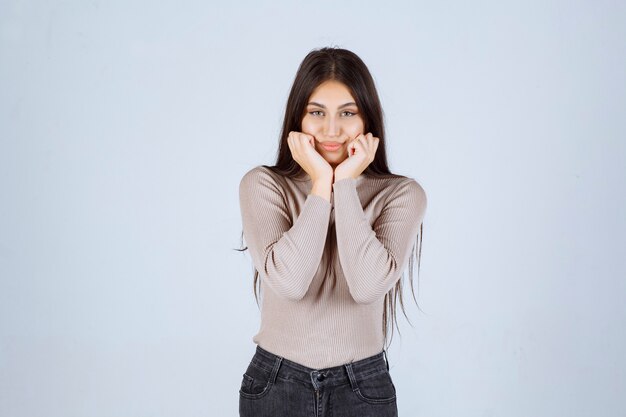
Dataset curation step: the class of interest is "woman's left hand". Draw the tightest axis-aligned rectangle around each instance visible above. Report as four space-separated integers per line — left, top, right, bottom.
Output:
334 133 379 181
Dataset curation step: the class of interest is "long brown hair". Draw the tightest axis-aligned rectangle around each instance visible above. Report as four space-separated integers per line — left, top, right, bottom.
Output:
235 46 425 350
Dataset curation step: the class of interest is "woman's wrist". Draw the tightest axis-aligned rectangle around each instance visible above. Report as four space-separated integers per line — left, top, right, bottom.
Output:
310 177 333 202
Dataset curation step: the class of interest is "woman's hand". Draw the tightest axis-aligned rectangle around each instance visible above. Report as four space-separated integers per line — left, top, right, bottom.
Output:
287 131 334 182
334 133 379 181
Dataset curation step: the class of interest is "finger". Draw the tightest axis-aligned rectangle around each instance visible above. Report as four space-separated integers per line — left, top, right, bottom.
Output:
367 136 377 151
294 134 305 150
353 138 367 154
366 135 377 151
360 137 376 159
347 140 357 157
290 136 298 154
298 133 311 146
371 139 379 155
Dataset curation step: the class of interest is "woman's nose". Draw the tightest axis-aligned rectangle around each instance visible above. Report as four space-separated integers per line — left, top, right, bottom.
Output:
324 117 339 136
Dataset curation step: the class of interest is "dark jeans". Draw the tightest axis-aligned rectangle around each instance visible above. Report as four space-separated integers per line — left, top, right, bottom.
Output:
239 345 398 417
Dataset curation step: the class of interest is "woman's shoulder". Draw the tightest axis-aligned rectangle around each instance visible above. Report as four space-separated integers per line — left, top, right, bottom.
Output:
396 175 426 196
239 165 290 195
361 174 426 214
365 173 426 197
389 175 427 211
241 164 285 182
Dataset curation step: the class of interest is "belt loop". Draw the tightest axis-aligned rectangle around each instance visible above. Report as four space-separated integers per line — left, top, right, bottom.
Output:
269 355 283 384
344 363 358 391
383 349 390 371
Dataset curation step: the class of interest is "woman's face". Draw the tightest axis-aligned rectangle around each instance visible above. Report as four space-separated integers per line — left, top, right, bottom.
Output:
301 80 365 168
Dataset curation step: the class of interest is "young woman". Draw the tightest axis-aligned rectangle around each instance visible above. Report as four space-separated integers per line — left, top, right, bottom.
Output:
237 46 427 417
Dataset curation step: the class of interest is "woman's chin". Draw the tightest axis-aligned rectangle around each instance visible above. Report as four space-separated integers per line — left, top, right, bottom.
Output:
324 154 347 166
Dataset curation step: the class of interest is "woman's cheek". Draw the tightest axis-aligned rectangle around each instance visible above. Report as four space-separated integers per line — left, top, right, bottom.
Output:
301 120 318 136
350 121 364 137
349 129 362 141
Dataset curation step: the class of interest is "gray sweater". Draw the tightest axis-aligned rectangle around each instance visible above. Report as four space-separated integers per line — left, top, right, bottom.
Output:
239 165 427 369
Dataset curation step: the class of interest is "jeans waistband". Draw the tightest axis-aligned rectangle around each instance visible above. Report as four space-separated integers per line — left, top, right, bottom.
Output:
250 345 391 390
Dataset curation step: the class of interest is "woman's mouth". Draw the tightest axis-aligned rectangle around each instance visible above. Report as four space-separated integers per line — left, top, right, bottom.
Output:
320 142 342 151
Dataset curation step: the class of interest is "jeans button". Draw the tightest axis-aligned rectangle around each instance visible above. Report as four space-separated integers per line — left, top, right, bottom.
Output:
317 373 325 381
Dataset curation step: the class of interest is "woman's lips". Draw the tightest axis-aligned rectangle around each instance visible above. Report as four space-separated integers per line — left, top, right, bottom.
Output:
320 142 342 151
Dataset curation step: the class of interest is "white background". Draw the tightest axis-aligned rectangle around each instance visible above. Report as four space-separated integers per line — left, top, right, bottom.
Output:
1 0 625 416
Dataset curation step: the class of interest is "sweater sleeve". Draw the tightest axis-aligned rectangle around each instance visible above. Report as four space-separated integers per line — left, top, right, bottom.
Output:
332 177 427 304
239 167 332 301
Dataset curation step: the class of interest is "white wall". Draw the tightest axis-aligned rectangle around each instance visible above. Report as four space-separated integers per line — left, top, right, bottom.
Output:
1 1 624 416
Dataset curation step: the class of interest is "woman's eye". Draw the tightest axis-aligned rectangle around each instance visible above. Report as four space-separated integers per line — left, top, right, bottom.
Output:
308 110 357 117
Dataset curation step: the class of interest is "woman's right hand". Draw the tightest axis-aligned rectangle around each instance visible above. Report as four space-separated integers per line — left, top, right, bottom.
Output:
287 131 333 182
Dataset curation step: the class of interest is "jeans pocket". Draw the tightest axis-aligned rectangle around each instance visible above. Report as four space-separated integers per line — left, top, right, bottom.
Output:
353 370 397 404
239 362 274 400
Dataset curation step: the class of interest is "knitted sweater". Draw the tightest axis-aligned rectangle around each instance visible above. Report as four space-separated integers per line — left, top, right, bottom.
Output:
239 165 427 369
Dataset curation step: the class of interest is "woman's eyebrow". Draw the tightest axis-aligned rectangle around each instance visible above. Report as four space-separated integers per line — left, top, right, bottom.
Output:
307 101 357 109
